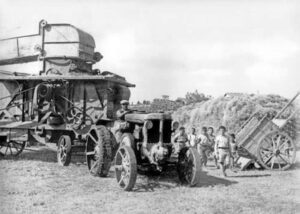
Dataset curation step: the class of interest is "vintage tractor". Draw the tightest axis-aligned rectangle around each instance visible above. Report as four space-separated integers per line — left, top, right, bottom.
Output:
0 20 201 191
108 112 202 191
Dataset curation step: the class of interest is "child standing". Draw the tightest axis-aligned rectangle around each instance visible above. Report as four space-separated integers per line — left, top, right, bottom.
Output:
229 133 239 171
188 127 198 148
207 126 218 168
198 127 210 167
214 126 232 177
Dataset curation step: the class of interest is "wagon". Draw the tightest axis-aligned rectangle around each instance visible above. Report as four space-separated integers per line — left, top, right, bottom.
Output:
236 92 299 170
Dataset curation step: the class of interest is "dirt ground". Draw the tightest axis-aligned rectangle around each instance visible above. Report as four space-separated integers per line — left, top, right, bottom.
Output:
0 146 299 214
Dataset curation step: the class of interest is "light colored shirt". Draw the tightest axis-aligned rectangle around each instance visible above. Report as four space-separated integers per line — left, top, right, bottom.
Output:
116 109 131 120
173 133 189 144
188 134 198 147
198 134 210 146
215 135 230 149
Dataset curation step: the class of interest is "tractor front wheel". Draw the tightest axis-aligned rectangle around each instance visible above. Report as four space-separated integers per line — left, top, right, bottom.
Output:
177 147 201 186
115 145 137 191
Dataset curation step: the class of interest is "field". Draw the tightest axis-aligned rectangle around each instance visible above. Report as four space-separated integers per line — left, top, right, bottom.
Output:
0 145 299 214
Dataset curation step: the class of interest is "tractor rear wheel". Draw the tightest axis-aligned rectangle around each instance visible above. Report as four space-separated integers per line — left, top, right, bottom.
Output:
86 126 114 177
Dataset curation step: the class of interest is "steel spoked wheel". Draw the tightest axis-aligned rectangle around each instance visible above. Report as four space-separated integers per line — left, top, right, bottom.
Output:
0 140 25 157
120 133 134 147
177 147 201 186
257 131 296 170
115 146 137 191
86 126 113 177
120 133 136 153
57 135 72 166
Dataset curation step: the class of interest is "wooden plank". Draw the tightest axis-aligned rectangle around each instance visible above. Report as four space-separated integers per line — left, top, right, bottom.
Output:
0 75 135 87
237 116 260 146
0 120 69 131
0 121 38 129
0 55 39 66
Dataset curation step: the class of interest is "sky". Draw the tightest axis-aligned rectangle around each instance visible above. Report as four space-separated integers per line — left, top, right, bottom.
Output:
0 0 299 102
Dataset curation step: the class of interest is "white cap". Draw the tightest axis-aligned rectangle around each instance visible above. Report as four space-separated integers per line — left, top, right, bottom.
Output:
120 100 129 105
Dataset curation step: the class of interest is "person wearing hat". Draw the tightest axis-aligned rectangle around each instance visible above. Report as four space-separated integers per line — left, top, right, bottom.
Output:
116 100 131 121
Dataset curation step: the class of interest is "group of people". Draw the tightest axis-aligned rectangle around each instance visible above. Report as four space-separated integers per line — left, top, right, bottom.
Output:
173 125 238 177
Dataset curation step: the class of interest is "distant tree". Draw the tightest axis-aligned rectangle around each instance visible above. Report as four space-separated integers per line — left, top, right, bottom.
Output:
142 100 151 105
162 95 170 100
185 90 210 104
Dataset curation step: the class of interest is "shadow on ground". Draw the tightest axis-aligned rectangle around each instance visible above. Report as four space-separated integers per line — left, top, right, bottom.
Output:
197 171 238 187
134 179 177 192
133 166 179 192
132 166 237 192
228 174 271 178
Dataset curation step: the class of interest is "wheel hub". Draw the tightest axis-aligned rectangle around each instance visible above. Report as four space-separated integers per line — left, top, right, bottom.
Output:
57 135 72 166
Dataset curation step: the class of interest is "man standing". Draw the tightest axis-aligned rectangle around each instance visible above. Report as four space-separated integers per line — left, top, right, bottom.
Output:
173 127 189 154
207 127 218 168
188 127 198 148
214 126 232 177
198 127 210 167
